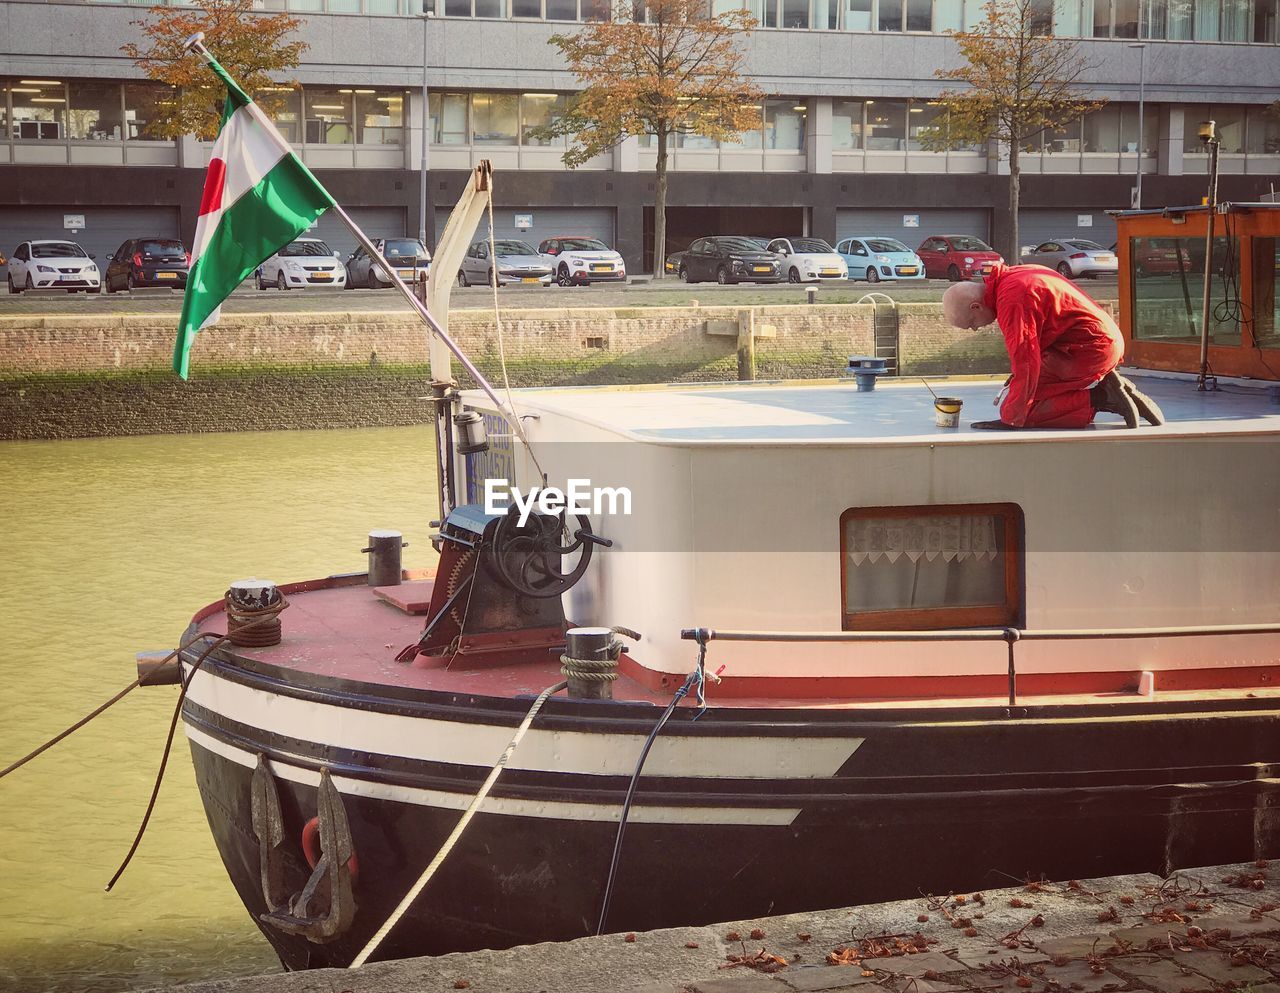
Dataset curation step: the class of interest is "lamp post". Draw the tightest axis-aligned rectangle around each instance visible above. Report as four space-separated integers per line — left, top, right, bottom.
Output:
1128 42 1146 209
1196 118 1220 391
419 7 435 250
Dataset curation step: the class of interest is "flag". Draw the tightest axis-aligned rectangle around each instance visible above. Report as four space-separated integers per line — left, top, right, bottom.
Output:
174 56 334 378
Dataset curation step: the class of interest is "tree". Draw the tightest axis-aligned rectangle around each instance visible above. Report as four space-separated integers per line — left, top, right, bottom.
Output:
539 0 765 275
920 0 1103 261
122 0 307 141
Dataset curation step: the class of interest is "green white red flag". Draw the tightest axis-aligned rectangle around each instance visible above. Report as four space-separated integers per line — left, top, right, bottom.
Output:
173 56 333 378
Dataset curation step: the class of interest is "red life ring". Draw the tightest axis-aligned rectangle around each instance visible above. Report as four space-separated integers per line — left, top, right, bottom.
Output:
301 816 360 886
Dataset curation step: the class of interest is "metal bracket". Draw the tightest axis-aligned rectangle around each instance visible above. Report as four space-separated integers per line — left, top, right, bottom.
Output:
257 767 357 943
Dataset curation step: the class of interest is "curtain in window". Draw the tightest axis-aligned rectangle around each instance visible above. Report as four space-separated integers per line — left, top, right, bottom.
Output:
1195 0 1219 38
846 515 999 566
1221 0 1249 39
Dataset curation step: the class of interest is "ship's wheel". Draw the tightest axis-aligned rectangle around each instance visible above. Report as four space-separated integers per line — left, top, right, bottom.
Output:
489 507 611 599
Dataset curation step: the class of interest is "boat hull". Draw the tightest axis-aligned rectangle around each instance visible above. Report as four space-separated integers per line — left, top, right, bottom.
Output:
181 656 1280 970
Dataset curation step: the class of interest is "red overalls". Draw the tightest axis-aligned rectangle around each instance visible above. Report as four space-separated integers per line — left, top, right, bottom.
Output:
984 263 1125 429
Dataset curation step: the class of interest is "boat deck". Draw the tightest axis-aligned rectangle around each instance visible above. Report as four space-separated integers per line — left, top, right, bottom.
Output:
510 370 1280 444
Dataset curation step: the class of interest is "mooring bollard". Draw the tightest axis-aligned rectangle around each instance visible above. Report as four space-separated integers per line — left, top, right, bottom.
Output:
363 529 407 587
806 286 817 305
562 626 621 700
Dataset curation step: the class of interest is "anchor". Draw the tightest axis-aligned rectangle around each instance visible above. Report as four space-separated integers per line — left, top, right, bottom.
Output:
251 757 357 943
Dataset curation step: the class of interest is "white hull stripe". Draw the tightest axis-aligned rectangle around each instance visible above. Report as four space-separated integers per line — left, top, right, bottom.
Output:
183 666 863 779
184 726 802 826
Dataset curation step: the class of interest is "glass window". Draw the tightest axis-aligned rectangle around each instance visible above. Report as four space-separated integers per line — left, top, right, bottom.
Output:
1247 107 1280 154
521 93 566 145
124 83 175 141
878 0 903 28
304 89 353 144
1165 0 1194 36
357 90 402 145
1053 0 1082 33
906 100 945 150
833 99 864 149
1043 116 1082 153
471 93 518 144
845 0 872 27
1216 105 1245 152
935 0 964 29
814 0 839 28
1221 0 1249 38
725 104 762 148
1195 0 1219 36
1253 237 1280 348
546 0 577 17
476 0 508 14
963 0 986 28
1255 0 1279 40
365 0 401 11
1112 0 1139 32
1131 236 1240 346
1119 103 1158 155
513 0 543 16
681 131 718 149
11 80 66 140
840 505 1022 630
1028 0 1054 31
430 92 469 144
257 87 301 143
68 82 122 140
865 100 906 150
582 0 610 17
327 0 361 13
1183 108 1213 152
443 0 471 13
906 0 932 28
1091 0 1112 34
0 81 9 140
1082 104 1121 152
781 0 809 26
765 100 805 149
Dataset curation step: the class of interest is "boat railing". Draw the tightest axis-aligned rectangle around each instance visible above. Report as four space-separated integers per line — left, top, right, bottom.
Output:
680 623 1280 706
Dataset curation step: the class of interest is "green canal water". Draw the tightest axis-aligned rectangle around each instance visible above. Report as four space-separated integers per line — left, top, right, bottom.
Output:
0 427 440 992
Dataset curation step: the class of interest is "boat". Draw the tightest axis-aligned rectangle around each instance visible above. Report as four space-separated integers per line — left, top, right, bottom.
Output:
164 196 1280 970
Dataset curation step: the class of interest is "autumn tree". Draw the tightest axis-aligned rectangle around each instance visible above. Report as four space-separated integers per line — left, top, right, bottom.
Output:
921 0 1102 261
123 0 307 140
539 0 764 275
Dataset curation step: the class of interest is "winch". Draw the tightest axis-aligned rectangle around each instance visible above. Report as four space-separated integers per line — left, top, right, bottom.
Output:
396 503 610 667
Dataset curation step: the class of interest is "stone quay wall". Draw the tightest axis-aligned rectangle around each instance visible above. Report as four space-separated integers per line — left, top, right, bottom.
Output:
0 301 1083 440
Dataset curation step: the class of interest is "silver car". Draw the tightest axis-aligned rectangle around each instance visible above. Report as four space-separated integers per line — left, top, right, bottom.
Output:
1020 239 1118 279
346 238 431 290
459 239 553 287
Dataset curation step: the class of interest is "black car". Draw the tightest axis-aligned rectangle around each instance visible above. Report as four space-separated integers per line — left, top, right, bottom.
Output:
677 236 784 284
104 238 189 292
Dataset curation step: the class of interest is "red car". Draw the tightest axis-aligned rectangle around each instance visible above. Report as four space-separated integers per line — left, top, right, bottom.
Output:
916 235 1003 281
1131 238 1193 277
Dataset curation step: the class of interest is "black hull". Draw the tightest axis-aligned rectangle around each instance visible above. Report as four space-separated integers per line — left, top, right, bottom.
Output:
182 666 1280 971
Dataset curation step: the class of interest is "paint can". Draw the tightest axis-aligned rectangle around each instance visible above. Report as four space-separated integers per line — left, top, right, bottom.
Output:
934 397 963 428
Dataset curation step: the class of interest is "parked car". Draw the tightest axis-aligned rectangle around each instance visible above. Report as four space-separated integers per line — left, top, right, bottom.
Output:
6 240 100 293
1130 238 1194 277
766 237 849 283
104 238 189 293
1019 239 1117 279
538 237 626 286
836 237 925 283
677 236 784 284
916 235 1003 281
663 250 687 275
459 239 553 287
345 238 430 289
257 238 346 290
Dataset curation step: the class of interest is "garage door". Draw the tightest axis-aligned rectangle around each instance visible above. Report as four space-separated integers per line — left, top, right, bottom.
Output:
0 206 180 268
1018 210 1116 256
435 207 617 252
836 209 991 252
310 207 408 261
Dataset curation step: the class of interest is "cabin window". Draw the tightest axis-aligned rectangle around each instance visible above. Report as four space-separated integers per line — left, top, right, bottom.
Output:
1254 237 1280 348
1129 235 1241 346
840 504 1022 630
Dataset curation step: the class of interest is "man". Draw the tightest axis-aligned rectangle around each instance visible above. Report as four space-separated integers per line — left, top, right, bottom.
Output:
941 262 1164 430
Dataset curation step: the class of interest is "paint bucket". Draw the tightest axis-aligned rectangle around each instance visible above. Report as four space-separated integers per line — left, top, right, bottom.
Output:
934 397 963 428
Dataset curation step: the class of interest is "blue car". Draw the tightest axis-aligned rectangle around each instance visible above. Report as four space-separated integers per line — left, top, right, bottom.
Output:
836 237 926 283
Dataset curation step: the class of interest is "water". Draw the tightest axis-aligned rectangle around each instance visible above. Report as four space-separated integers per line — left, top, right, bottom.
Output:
0 427 439 992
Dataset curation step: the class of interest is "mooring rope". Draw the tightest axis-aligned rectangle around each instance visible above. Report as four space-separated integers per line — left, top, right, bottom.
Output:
349 679 568 969
559 653 619 684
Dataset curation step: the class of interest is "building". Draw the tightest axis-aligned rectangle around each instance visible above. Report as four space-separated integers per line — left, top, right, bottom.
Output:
2 0 1278 273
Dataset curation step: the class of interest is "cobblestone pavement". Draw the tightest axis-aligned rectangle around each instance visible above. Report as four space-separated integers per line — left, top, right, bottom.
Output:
155 861 1280 993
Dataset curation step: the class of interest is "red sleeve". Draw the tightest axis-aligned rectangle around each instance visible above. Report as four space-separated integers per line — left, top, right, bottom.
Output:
996 288 1043 428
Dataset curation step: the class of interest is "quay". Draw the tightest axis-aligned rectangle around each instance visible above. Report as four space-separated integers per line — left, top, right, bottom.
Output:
151 861 1280 993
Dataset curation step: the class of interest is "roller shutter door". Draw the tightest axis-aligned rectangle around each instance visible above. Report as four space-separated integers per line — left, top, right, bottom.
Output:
0 206 180 268
310 207 408 260
836 209 991 252
435 207 616 251
1018 210 1116 255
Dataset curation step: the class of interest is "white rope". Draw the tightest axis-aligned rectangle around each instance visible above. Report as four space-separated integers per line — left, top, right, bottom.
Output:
348 680 567 969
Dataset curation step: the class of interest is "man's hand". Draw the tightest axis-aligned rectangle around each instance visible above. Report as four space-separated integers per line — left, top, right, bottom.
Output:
970 419 1020 430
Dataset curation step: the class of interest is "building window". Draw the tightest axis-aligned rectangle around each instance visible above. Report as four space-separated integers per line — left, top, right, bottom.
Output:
1082 103 1121 152
1247 106 1280 153
906 0 932 28
681 130 720 149
1112 0 1139 33
906 100 945 150
1118 103 1158 154
472 92 518 144
833 99 864 149
521 92 566 145
1183 105 1246 154
517 0 546 16
1221 0 1250 38
845 0 872 28
357 89 403 145
865 99 906 150
1053 0 1082 34
781 0 810 27
68 82 123 140
878 0 903 29
1195 0 1220 37
476 0 508 15
814 0 839 28
840 504 1023 631
1255 0 1279 40
430 92 469 144
256 86 301 144
1043 116 1082 154
11 79 66 140
765 99 805 149
935 0 963 30
305 88 353 144
1028 0 1054 30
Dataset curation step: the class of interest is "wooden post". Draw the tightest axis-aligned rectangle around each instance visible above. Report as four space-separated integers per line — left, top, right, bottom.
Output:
737 308 756 382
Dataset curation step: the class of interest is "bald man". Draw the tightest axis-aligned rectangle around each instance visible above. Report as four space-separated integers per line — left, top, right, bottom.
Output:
942 263 1164 430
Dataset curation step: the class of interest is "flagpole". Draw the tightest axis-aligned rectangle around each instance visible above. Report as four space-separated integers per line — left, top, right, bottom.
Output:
180 33 528 442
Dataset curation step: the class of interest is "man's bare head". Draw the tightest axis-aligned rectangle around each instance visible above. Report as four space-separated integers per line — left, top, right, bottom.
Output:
942 281 997 330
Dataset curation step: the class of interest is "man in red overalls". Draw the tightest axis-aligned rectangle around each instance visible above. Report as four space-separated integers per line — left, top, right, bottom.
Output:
942 263 1164 430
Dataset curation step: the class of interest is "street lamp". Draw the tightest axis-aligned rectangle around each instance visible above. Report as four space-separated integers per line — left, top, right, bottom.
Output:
1127 42 1146 209
419 7 435 251
1196 118 1220 391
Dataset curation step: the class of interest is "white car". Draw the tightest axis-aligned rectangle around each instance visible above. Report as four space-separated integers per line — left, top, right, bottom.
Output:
256 238 347 290
537 236 626 287
766 237 849 283
7 240 101 293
